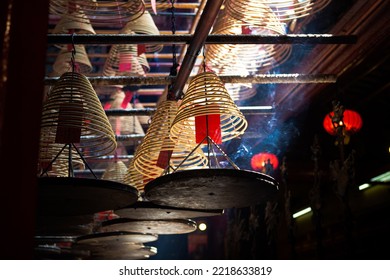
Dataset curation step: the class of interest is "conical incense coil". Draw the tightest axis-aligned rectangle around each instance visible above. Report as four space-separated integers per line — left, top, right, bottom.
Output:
225 0 331 23
53 44 93 75
121 10 163 53
206 8 291 74
101 160 128 183
170 71 248 144
124 153 149 193
134 100 207 180
103 44 146 77
52 8 96 35
49 0 145 27
106 89 145 136
40 72 117 159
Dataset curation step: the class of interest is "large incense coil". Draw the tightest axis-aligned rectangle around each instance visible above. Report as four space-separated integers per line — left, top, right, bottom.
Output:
52 9 96 35
122 10 163 53
225 0 331 23
134 100 207 180
49 0 145 27
106 89 145 136
224 1 286 34
103 44 146 77
53 44 93 75
206 8 291 74
225 83 257 101
101 160 128 183
40 72 117 159
170 71 248 143
124 155 148 192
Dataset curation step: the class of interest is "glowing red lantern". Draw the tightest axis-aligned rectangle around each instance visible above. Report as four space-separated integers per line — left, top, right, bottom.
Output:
251 152 279 172
323 109 363 136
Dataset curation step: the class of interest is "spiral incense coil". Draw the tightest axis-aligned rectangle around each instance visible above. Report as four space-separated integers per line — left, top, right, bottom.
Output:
225 83 257 101
170 72 248 143
52 8 96 35
103 44 146 77
101 160 128 183
138 53 150 73
40 72 117 159
124 154 149 192
225 0 331 23
49 0 145 27
52 44 93 75
106 89 145 136
133 100 207 180
122 10 163 53
206 8 291 74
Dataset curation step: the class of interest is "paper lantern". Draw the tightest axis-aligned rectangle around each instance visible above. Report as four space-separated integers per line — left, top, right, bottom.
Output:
323 109 363 136
251 152 279 172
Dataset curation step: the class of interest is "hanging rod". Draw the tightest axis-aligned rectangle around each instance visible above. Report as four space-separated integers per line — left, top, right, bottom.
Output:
105 106 275 117
44 74 337 86
47 34 358 45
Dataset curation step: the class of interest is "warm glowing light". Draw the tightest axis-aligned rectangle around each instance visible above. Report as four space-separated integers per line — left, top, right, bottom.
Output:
198 223 207 231
293 207 312 218
251 152 279 172
323 109 362 136
238 106 273 110
359 183 371 191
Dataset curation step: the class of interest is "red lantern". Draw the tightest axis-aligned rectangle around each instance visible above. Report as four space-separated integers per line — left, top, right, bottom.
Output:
251 152 279 172
323 109 363 136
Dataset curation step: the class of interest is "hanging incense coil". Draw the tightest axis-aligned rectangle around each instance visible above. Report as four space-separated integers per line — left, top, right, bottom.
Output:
133 100 208 181
225 83 257 101
101 160 128 183
49 0 145 28
225 0 331 23
124 154 149 192
206 8 291 74
103 44 146 77
53 44 93 75
40 72 117 160
105 89 145 137
122 10 163 53
224 0 286 33
138 53 150 73
52 8 96 35
170 71 248 143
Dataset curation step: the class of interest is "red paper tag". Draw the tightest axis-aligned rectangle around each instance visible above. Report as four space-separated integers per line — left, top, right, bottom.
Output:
156 150 173 169
121 91 133 109
195 114 222 144
119 53 132 72
55 102 83 144
241 26 252 34
137 44 146 56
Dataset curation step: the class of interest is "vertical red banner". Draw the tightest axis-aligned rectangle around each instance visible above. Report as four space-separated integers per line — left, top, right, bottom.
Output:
195 114 222 144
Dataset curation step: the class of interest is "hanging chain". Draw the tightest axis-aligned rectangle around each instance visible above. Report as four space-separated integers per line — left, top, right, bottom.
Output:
70 32 77 73
170 0 177 68
168 0 178 100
